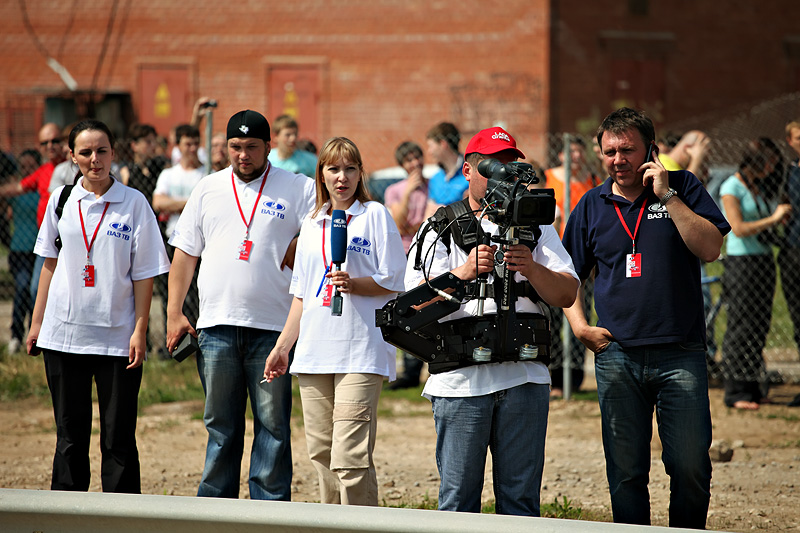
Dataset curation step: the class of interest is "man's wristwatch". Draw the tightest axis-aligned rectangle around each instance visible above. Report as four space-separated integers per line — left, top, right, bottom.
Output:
660 188 677 207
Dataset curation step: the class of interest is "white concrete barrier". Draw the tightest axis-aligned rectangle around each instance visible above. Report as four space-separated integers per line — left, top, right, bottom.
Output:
0 488 725 533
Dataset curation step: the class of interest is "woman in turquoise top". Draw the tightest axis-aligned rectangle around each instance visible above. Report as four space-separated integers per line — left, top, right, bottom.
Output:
719 138 791 410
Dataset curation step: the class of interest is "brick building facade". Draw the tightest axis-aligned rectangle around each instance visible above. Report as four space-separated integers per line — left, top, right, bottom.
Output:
1 0 799 168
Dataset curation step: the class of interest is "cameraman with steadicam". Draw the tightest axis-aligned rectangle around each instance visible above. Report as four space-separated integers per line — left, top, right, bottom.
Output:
404 127 579 516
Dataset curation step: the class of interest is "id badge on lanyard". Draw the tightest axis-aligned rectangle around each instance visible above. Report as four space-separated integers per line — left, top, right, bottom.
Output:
626 253 642 278
232 167 268 261
78 199 110 288
238 240 253 261
317 265 333 307
613 201 646 279
83 264 96 287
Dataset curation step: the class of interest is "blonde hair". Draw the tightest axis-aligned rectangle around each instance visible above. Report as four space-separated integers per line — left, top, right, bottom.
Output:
786 120 800 138
312 137 371 216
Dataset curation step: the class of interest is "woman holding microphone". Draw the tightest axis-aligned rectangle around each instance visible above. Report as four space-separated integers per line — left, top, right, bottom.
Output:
27 119 170 492
263 137 405 505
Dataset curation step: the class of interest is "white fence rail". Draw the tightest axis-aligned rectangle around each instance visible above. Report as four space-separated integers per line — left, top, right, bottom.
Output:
0 488 726 533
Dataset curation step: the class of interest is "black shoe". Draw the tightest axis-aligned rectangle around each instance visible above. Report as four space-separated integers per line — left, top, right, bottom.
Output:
386 376 420 390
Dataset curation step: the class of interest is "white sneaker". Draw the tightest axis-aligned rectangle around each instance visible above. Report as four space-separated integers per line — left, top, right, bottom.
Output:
7 338 21 354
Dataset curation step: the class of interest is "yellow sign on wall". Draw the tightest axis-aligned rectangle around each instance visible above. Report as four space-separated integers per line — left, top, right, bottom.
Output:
154 83 172 118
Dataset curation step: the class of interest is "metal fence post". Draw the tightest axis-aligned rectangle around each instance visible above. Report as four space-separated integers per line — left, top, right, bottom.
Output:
561 133 572 400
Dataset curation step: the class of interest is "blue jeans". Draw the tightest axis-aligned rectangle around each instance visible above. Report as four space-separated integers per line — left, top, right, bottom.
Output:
595 341 712 528
431 382 549 516
196 325 292 500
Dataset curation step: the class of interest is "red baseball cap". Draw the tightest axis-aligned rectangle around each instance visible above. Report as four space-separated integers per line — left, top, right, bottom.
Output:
464 127 525 160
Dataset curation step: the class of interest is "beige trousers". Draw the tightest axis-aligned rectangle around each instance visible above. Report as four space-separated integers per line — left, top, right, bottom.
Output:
297 373 383 505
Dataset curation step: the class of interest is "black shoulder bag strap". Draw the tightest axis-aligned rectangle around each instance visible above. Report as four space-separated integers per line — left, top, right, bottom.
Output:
54 185 74 251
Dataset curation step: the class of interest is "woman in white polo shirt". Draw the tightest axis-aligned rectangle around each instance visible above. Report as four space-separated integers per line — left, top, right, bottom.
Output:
26 120 170 493
263 137 405 505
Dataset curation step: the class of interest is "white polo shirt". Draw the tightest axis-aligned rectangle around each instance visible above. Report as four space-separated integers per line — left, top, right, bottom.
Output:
34 178 171 357
153 164 207 237
289 200 406 379
405 218 579 398
170 165 316 331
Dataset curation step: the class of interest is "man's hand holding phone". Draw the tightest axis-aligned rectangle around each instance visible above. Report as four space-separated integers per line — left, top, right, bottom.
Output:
640 141 670 199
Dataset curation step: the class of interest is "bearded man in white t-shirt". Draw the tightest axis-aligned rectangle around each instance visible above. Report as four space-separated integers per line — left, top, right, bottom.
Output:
166 110 315 500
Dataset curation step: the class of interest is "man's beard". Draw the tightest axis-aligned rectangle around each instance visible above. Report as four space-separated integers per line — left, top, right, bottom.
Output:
233 161 268 182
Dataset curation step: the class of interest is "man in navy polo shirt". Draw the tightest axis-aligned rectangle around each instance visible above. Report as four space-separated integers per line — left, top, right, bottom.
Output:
562 108 730 529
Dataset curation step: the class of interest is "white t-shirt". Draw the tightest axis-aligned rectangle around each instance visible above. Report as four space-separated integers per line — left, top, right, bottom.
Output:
289 200 406 379
153 164 207 237
169 165 316 331
405 217 578 398
34 178 171 357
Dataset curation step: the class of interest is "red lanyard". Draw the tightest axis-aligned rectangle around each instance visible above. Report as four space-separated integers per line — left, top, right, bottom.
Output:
612 201 646 254
78 199 110 263
321 213 353 269
231 163 270 238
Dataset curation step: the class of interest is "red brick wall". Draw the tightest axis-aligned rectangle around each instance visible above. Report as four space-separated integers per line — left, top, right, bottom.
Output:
551 0 800 135
0 0 552 169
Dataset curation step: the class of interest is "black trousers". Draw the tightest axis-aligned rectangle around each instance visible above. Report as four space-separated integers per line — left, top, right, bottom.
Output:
721 254 775 406
44 350 143 493
777 246 800 352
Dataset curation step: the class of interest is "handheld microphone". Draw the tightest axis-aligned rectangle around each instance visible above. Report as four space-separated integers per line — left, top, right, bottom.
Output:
330 209 348 316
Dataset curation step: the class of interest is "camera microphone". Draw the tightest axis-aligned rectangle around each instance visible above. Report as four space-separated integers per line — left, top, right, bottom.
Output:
330 209 348 316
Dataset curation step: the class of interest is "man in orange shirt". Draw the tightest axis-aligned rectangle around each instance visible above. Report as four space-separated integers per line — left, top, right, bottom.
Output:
545 137 599 237
0 122 66 302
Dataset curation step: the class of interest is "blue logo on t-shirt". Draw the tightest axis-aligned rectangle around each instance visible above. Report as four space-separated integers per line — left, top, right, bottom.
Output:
109 222 132 232
263 201 286 211
261 201 286 219
107 222 132 241
347 236 372 256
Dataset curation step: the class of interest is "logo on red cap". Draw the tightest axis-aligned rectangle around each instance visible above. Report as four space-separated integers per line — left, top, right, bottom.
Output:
465 127 525 160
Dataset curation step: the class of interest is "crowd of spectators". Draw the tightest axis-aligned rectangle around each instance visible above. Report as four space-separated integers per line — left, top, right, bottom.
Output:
3 103 800 528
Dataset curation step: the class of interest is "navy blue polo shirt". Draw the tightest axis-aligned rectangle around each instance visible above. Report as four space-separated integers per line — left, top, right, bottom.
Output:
562 170 730 347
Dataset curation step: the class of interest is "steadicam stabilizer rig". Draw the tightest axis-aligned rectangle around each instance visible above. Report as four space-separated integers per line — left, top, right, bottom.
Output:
375 159 558 374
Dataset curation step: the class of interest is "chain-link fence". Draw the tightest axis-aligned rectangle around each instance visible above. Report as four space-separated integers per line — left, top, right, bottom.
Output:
540 132 800 393
2 124 800 391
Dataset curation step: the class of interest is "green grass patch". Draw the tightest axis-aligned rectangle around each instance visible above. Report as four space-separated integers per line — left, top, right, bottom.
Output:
541 496 583 519
382 492 438 510
761 412 800 423
380 383 429 403
384 494 608 521
138 358 205 409
0 351 50 402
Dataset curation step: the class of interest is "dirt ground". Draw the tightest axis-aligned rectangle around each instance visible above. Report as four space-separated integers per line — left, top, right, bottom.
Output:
1 374 799 532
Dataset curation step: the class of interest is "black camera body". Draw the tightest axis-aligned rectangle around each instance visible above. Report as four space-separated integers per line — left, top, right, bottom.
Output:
477 159 556 227
199 99 218 109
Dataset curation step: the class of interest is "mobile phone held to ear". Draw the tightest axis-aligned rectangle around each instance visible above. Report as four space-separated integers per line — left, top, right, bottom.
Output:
646 140 657 164
172 332 199 362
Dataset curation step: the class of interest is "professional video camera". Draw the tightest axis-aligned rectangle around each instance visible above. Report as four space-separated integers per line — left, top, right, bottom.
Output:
477 159 556 228
374 158 557 374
